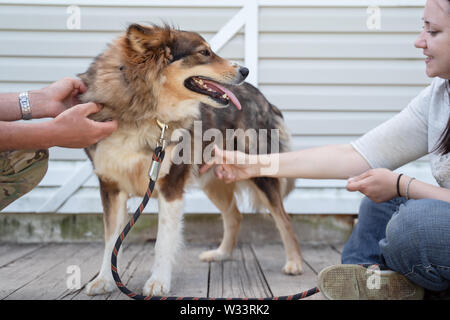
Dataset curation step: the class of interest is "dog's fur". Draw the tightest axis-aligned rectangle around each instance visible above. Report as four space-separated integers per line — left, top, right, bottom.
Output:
79 24 303 296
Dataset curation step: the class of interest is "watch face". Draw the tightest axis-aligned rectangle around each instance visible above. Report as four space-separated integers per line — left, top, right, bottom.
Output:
19 92 32 120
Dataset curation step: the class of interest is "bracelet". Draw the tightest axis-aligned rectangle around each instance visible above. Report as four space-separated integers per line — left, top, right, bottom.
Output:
18 91 32 120
396 173 403 197
405 177 416 200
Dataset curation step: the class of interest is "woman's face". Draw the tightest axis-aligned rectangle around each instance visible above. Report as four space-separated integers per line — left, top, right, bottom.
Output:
414 0 450 79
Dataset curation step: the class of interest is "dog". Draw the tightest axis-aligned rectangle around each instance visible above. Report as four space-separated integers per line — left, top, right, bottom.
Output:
78 24 303 296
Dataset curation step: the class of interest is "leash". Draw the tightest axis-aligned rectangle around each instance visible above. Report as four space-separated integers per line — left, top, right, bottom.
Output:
110 120 320 300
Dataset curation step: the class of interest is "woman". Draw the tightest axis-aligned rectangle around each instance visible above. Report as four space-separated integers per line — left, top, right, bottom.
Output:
200 0 450 299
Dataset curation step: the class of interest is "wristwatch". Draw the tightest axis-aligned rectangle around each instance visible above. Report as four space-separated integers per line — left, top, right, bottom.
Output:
18 91 32 120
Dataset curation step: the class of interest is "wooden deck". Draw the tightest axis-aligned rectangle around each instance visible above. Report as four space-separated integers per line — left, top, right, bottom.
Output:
0 242 343 300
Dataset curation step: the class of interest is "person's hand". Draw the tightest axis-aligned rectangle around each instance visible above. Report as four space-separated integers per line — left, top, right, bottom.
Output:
199 145 259 183
50 102 118 148
346 168 399 203
32 78 87 118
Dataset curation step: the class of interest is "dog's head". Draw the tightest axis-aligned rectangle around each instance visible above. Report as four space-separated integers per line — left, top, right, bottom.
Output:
79 24 248 123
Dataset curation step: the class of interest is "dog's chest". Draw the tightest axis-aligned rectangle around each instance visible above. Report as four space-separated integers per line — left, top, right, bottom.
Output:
92 128 169 196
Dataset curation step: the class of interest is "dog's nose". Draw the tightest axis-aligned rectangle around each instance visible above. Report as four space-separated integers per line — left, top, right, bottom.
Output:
239 67 249 79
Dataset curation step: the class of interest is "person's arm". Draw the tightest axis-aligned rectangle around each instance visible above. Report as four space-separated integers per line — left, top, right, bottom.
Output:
0 78 118 151
200 143 371 182
0 103 118 151
346 168 450 203
0 77 87 121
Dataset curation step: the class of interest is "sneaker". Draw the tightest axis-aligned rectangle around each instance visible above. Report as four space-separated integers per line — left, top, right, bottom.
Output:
317 264 424 300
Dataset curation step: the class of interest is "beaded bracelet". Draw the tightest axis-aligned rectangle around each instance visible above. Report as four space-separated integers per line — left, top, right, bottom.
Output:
405 177 416 200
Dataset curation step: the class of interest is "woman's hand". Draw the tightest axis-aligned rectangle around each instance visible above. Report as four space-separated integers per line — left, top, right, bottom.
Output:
31 77 87 118
199 145 260 183
346 168 399 203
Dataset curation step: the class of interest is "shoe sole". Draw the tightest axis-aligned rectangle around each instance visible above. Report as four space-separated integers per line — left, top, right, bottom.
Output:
317 264 424 300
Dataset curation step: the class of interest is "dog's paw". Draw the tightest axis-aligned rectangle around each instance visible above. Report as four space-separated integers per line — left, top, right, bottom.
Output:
143 277 170 297
282 260 304 275
199 249 231 262
85 276 116 296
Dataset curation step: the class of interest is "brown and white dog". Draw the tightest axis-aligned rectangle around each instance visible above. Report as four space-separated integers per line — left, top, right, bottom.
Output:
78 24 303 296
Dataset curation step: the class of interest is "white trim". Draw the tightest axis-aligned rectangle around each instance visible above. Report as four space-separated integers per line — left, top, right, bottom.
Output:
244 2 258 86
209 7 246 53
36 161 93 213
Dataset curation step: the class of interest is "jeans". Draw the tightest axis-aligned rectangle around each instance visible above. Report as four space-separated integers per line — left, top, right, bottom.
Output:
342 196 450 292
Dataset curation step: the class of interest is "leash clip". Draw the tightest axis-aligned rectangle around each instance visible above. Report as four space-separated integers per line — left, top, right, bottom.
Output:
156 119 168 151
149 119 168 181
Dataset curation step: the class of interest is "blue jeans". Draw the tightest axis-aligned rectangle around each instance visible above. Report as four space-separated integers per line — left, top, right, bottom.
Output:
342 196 450 292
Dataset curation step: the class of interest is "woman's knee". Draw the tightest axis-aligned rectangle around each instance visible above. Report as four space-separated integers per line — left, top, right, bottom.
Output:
381 199 450 289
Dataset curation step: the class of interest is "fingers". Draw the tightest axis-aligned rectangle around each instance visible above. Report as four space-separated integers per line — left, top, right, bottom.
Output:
346 176 373 192
94 119 118 138
77 102 102 116
64 77 87 94
199 145 224 174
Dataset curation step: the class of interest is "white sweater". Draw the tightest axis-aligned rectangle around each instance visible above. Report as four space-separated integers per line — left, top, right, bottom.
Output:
351 77 450 188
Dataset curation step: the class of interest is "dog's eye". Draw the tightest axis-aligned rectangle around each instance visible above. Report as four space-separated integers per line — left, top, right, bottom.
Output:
199 50 211 56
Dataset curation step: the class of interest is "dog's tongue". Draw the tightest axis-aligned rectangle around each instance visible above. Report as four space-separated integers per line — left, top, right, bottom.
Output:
203 80 242 110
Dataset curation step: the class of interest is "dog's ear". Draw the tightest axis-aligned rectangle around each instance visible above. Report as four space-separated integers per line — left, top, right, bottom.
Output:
126 24 173 61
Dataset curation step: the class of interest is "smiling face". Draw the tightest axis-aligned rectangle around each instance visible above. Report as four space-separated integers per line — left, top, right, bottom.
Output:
414 0 450 79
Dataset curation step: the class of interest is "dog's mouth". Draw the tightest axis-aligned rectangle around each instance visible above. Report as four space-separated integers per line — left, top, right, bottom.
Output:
184 76 242 110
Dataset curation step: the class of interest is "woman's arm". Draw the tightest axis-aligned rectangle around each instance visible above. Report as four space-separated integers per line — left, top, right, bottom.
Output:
200 143 371 182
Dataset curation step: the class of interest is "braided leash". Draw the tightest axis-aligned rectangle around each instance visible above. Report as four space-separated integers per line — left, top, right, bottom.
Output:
110 145 320 300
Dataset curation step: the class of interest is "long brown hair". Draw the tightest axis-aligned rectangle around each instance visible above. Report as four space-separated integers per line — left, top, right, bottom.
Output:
433 80 450 155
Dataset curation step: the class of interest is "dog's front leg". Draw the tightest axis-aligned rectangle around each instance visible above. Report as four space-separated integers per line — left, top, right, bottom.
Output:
143 195 184 296
86 183 129 296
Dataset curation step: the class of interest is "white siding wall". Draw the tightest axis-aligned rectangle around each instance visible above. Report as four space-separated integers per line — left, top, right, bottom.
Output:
1 0 435 214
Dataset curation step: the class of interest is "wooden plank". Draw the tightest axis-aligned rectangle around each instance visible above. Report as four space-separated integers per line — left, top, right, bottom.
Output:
208 243 271 298
105 242 150 300
171 244 210 297
299 244 341 300
0 243 88 299
6 243 103 300
57 243 104 300
0 243 44 268
331 243 346 254
251 243 317 298
70 242 145 300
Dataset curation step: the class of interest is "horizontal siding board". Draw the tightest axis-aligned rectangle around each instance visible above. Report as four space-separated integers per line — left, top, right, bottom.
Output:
1 57 429 85
259 59 428 86
0 5 240 32
259 7 423 33
260 84 426 112
260 33 423 59
284 111 395 135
